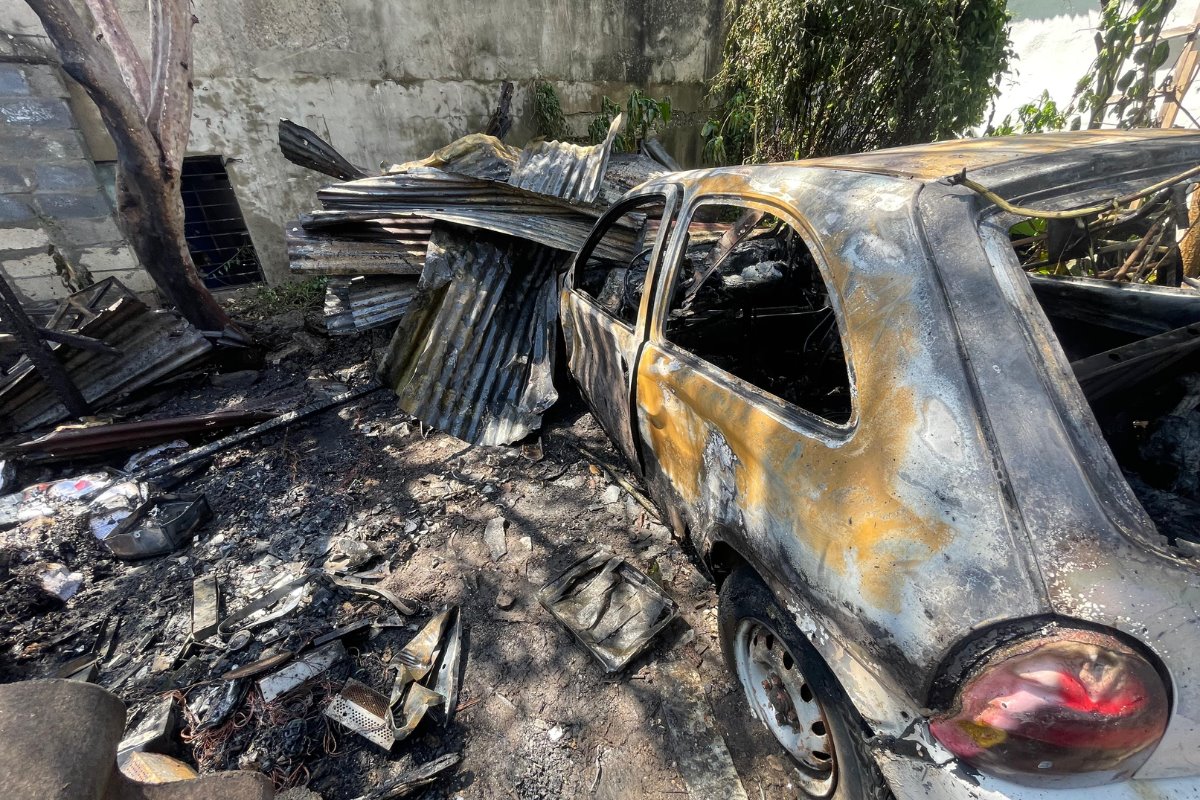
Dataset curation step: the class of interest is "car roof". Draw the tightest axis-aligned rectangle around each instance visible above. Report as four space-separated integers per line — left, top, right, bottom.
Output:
792 129 1200 180
654 129 1200 207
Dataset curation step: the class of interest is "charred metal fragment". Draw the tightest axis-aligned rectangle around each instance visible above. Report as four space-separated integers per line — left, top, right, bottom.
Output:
539 549 679 672
15 409 273 460
278 118 368 181
377 226 565 446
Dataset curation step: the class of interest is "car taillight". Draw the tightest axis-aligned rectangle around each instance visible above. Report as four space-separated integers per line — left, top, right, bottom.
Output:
929 627 1168 787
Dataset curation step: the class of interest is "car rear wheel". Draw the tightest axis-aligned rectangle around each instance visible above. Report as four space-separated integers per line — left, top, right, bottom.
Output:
718 565 894 800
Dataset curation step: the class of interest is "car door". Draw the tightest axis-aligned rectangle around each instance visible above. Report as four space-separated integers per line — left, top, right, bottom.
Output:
561 189 678 470
631 195 858 562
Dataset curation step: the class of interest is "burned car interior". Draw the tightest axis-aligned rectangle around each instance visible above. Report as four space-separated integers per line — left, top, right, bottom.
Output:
1003 191 1200 548
578 199 854 424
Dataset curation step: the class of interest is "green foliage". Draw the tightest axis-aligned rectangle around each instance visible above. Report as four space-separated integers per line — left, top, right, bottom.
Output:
703 0 1013 164
988 91 1068 135
533 81 570 141
249 276 326 315
588 89 673 152
1071 0 1175 129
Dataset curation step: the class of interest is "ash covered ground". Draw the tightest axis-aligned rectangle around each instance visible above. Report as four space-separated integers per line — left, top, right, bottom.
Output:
0 299 800 799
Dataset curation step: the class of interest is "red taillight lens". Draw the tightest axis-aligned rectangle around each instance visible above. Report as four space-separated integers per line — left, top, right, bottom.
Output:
930 628 1168 787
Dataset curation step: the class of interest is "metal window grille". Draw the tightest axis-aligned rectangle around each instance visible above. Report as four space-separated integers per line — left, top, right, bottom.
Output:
181 156 263 288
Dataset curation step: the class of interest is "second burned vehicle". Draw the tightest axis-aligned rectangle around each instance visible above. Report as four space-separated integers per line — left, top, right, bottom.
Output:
560 130 1200 799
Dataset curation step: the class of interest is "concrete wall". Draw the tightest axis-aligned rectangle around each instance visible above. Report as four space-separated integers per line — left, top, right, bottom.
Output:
994 0 1200 129
0 33 148 304
0 0 725 289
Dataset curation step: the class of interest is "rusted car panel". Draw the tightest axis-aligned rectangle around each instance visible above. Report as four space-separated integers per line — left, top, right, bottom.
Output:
561 131 1200 794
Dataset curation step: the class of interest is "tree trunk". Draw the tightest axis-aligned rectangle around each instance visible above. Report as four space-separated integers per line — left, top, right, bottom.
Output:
23 0 241 337
115 163 233 333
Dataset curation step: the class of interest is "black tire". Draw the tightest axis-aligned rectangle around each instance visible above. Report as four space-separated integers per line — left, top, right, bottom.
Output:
718 565 895 800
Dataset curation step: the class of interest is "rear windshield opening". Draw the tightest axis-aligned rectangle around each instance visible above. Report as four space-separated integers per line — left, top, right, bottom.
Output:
1007 186 1200 546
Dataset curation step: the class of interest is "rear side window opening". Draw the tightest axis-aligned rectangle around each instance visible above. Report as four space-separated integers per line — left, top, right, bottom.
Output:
658 201 854 426
1000 183 1200 547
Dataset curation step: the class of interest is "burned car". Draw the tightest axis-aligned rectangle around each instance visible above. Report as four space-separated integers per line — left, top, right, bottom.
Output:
560 130 1200 799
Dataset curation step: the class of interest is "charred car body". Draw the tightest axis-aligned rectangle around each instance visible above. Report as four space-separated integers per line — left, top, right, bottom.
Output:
561 130 1200 798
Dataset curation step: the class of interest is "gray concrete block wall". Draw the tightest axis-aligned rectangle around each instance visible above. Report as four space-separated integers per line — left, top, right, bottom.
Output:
0 57 150 304
0 0 727 286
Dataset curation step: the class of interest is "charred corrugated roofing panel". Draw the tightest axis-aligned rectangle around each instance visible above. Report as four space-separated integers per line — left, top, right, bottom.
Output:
287 220 429 276
0 279 212 431
315 171 636 260
377 226 565 446
324 276 418 335
508 115 623 204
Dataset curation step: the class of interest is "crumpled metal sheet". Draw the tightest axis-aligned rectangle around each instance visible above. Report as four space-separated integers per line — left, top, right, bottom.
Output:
279 118 368 181
324 276 419 335
315 169 635 260
387 133 520 182
508 114 623 204
287 219 429 276
377 226 565 446
0 279 212 432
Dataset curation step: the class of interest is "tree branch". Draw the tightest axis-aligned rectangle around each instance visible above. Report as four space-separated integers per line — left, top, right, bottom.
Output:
149 0 194 172
82 0 149 116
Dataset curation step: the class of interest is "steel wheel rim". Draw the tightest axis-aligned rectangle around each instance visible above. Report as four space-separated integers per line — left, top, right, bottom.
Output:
734 618 837 796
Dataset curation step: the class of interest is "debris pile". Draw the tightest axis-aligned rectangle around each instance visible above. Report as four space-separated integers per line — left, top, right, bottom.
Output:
0 279 213 432
281 117 672 445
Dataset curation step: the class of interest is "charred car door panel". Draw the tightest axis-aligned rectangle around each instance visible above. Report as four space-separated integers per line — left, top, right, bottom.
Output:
562 191 677 470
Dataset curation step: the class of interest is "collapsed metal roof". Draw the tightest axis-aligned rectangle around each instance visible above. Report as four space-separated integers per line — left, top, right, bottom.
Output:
376 226 564 446
0 279 212 432
282 119 672 445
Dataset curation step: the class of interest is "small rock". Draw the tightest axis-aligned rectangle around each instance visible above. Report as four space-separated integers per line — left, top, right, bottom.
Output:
546 725 565 743
484 517 508 561
601 485 623 504
496 592 515 609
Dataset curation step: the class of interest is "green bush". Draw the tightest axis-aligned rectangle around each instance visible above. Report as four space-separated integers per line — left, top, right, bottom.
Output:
704 0 1012 163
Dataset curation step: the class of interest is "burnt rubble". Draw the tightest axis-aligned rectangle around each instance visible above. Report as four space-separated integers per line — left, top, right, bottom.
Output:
0 120 748 799
281 118 670 446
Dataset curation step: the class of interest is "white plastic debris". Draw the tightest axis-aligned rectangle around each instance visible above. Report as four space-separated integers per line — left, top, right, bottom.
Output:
87 480 150 541
483 517 508 561
39 563 83 601
0 460 14 494
258 641 346 703
0 472 114 530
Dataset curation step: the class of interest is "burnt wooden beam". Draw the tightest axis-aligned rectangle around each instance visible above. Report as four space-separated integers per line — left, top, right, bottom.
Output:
0 272 92 417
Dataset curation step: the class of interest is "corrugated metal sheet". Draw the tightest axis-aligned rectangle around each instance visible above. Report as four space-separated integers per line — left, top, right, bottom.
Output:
287 220 429 276
324 276 419 335
508 114 623 204
377 226 565 446
279 119 369 181
0 279 212 432
315 170 637 261
387 133 520 182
